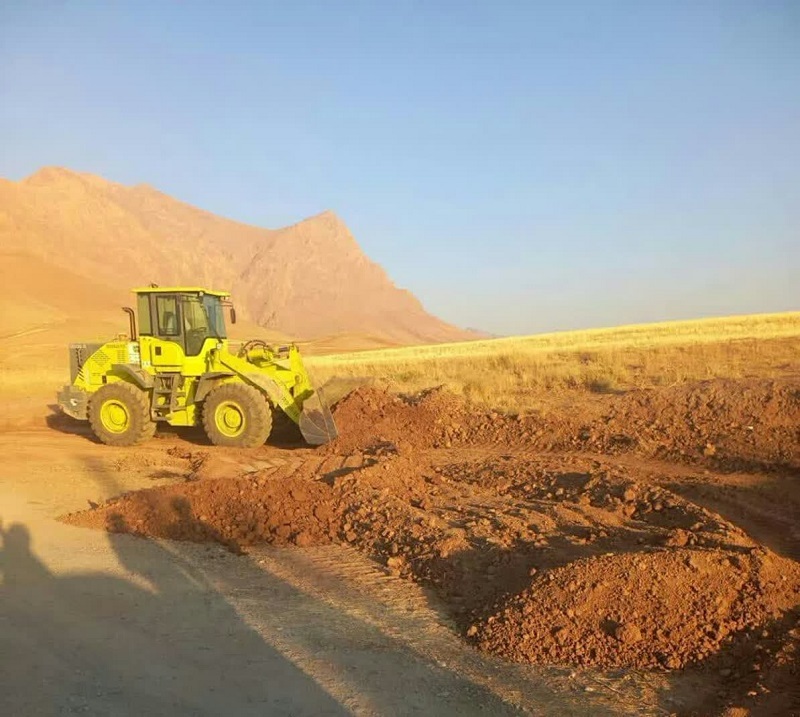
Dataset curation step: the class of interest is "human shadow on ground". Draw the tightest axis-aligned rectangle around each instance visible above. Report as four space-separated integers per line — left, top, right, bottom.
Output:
0 517 347 716
2 432 575 717
0 510 551 716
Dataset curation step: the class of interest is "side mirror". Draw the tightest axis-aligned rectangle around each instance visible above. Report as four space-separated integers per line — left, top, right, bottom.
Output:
230 307 237 325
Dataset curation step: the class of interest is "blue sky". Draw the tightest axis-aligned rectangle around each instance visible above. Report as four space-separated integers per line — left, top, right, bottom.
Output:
1 1 798 334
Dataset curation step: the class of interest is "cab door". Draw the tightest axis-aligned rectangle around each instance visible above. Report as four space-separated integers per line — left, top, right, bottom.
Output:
148 294 186 371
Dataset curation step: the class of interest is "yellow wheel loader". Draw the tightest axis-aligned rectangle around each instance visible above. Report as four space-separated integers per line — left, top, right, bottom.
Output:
57 287 337 447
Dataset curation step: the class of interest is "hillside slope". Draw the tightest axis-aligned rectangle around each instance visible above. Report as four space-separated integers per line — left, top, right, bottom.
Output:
0 167 472 343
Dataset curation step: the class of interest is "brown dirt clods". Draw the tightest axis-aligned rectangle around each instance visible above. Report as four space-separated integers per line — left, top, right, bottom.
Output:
64 378 800 715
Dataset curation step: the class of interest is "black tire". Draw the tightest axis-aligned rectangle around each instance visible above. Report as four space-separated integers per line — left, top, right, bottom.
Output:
202 383 272 448
88 381 157 446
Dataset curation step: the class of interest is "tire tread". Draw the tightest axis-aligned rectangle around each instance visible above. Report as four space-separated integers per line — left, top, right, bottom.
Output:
202 383 272 448
88 381 156 446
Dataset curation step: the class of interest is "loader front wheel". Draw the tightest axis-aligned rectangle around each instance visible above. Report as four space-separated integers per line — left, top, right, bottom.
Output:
89 381 156 446
202 383 272 448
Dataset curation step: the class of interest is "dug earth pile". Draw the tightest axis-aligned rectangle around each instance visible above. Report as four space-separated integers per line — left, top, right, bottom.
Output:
65 377 800 716
329 379 800 471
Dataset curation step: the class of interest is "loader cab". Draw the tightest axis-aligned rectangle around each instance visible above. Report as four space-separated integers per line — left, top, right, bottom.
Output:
132 287 233 368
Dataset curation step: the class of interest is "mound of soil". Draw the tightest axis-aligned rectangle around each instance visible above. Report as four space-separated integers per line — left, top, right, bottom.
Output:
70 474 339 553
326 385 469 454
64 450 799 675
63 376 800 716
331 379 800 471
438 455 749 550
686 607 800 717
472 548 800 671
588 379 800 472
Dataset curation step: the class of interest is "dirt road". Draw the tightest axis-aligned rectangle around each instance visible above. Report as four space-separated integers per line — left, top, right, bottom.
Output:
2 377 799 716
0 429 646 716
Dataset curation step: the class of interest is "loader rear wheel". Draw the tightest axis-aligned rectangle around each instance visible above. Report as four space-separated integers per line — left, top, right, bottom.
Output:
89 382 156 446
202 383 272 448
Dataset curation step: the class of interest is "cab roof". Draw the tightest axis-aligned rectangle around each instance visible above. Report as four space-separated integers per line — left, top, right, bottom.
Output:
132 287 230 298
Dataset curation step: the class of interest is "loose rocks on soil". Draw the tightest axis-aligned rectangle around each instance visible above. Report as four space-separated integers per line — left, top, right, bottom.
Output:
471 548 800 671
329 379 800 471
63 377 800 713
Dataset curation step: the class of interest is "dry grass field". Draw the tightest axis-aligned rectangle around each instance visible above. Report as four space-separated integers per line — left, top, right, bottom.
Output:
307 312 800 412
3 309 797 428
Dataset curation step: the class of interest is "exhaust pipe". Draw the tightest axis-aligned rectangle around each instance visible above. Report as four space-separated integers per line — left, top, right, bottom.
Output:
122 307 137 340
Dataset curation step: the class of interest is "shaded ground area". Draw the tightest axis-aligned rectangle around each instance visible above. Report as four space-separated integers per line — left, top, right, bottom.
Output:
64 377 800 716
0 520 349 716
4 437 630 717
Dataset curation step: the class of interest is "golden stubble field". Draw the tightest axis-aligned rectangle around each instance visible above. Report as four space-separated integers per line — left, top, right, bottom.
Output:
306 312 800 413
3 310 798 428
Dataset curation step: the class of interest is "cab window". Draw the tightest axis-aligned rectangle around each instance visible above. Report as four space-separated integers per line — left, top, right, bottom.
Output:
137 294 152 335
203 294 227 338
182 297 209 333
156 296 180 336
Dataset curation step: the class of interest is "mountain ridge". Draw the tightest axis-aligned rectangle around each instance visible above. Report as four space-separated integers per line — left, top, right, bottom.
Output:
0 167 472 344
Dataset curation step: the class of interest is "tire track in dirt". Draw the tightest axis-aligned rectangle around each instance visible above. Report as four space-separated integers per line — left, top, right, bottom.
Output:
63 378 800 716
251 546 653 715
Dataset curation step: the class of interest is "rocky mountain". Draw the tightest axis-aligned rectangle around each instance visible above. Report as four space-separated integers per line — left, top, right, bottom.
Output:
0 167 472 344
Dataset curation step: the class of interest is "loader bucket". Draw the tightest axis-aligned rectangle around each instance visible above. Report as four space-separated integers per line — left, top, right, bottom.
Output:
298 390 338 445
219 351 338 446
